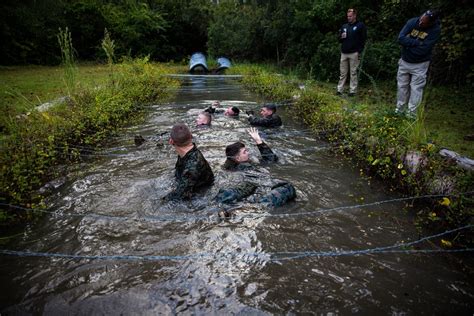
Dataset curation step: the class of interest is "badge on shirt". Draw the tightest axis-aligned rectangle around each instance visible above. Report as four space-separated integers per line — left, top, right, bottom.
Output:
410 29 428 40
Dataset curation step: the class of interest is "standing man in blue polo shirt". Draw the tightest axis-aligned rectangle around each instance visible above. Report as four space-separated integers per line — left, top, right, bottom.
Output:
336 8 367 97
396 10 441 118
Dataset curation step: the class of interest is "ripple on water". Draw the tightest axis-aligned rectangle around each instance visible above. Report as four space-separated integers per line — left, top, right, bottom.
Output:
2 76 473 315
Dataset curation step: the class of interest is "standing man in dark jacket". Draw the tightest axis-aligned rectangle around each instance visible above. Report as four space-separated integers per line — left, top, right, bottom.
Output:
336 8 367 97
396 10 441 118
247 103 282 127
163 123 214 201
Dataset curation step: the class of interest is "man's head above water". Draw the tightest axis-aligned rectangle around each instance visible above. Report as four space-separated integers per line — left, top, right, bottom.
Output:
225 141 249 163
169 123 192 147
260 103 277 118
224 128 263 164
224 106 240 116
196 112 212 126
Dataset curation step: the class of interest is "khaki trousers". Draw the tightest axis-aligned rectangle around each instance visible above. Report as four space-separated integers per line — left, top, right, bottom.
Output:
396 58 430 116
337 52 360 94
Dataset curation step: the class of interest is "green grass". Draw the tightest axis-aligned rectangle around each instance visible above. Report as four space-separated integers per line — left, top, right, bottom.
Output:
423 86 474 158
1 63 473 158
0 59 180 208
0 62 187 135
0 63 110 105
0 64 109 137
302 80 474 158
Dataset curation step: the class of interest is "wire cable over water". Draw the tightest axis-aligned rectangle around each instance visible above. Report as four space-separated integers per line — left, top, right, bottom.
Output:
3 76 472 264
0 224 472 262
1 191 473 223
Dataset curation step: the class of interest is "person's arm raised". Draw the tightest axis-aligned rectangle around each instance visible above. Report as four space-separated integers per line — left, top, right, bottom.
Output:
248 127 263 145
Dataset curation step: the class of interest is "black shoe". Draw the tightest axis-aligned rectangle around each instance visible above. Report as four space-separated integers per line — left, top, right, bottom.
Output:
336 91 343 96
348 92 356 97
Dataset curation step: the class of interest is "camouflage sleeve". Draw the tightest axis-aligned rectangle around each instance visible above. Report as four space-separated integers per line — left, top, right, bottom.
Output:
248 115 282 127
164 156 201 201
257 142 278 163
248 116 273 127
215 182 258 204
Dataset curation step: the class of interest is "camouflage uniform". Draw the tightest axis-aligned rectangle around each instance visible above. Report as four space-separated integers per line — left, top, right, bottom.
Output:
215 181 258 204
164 144 214 201
248 114 282 127
258 182 296 207
216 181 296 207
223 142 278 171
219 142 296 207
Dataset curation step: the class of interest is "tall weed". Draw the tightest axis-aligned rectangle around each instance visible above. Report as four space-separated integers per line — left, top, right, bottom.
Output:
0 59 179 215
101 28 116 66
57 27 77 96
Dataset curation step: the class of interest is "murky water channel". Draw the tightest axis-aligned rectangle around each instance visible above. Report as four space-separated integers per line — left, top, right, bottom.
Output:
1 76 472 314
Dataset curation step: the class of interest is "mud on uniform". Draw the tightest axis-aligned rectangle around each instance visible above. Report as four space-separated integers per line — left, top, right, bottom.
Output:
164 143 214 201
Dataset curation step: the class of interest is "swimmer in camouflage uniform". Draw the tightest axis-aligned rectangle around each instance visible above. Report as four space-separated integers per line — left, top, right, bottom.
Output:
247 103 282 128
223 127 278 171
163 123 214 201
217 127 296 214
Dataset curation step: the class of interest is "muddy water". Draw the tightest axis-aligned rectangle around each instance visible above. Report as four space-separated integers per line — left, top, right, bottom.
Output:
1 76 472 314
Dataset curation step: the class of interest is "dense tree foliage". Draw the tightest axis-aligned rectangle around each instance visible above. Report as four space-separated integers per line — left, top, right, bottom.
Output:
208 0 474 84
1 0 473 84
0 0 211 63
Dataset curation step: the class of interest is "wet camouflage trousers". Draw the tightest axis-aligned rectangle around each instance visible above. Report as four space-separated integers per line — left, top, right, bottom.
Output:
215 182 258 204
259 182 296 207
216 181 296 207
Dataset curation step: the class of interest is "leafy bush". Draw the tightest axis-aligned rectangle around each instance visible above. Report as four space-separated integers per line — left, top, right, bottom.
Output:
0 58 179 214
101 2 168 59
207 1 264 60
361 40 399 81
234 64 297 102
308 33 341 82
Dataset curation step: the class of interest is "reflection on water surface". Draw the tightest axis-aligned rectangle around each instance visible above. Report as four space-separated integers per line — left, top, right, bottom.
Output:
1 76 472 314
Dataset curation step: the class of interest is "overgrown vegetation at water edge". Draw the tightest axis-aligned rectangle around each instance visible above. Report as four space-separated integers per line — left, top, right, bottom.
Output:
0 58 180 222
230 64 473 245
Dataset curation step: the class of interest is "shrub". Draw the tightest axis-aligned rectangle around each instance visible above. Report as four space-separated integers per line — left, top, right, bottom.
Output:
309 34 340 82
233 64 474 240
0 58 179 218
361 40 399 81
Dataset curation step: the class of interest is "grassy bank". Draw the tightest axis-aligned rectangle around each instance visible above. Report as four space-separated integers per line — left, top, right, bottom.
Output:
231 63 474 158
0 59 180 222
229 64 473 245
345 81 474 159
1 62 472 244
1 64 109 130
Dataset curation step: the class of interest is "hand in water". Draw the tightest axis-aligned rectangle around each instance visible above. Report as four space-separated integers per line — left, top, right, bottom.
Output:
248 127 263 145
